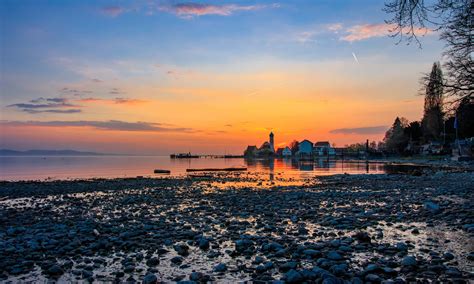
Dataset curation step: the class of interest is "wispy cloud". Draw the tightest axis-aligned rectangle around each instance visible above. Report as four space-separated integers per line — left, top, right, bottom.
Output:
341 23 433 42
327 23 343 32
294 22 433 44
160 3 279 18
101 6 125 17
296 31 318 44
23 109 82 114
295 23 344 43
109 88 125 95
7 95 148 114
330 126 388 135
7 97 80 114
78 97 147 105
60 87 93 96
1 120 196 133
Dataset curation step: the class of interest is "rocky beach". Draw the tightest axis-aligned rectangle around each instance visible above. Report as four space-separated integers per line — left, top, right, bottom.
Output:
0 169 473 283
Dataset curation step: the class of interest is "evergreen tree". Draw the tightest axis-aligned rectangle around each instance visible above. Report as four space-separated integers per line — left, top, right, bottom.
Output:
384 117 409 153
421 62 444 141
404 121 422 142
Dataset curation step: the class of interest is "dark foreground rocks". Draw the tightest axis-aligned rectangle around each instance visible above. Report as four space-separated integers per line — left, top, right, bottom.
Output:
0 171 473 282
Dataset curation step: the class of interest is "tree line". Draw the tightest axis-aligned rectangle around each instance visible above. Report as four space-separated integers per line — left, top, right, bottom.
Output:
380 0 473 154
383 62 473 154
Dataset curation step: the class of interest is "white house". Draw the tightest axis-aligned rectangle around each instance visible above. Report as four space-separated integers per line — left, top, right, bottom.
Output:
313 141 336 156
282 146 292 157
298 140 313 157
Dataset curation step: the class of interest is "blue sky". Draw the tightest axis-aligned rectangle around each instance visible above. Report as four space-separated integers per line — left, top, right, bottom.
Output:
0 1 445 154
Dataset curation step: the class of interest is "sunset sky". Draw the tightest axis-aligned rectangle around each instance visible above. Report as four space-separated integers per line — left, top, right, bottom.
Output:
1 0 444 154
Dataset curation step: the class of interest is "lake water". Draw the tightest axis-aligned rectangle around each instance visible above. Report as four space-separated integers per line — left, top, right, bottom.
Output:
0 156 387 181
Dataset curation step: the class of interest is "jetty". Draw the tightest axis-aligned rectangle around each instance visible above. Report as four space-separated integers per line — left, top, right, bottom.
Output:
170 153 244 159
186 167 247 172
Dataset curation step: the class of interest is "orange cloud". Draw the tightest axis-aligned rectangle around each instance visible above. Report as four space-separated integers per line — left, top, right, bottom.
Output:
341 23 433 42
1 120 195 133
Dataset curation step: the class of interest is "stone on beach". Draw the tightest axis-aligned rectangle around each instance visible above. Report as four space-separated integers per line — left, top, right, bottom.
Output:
424 201 441 214
0 171 472 282
401 256 417 267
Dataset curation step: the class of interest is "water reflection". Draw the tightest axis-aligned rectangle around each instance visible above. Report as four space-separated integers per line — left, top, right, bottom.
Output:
243 158 385 180
0 156 387 181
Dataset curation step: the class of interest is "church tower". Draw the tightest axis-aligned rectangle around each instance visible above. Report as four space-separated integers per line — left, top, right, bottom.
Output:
269 132 274 152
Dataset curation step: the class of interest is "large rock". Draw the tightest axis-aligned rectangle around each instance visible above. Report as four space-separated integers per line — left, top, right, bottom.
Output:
46 264 63 277
213 263 227 272
235 239 254 253
327 251 343 261
401 256 417 267
198 238 210 250
303 249 320 258
354 231 371 243
365 273 382 283
424 201 441 214
173 243 189 256
143 274 158 284
285 269 304 284
279 261 298 272
146 257 160 267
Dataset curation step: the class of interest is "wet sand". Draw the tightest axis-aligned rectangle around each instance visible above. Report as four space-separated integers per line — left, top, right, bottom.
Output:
0 171 473 283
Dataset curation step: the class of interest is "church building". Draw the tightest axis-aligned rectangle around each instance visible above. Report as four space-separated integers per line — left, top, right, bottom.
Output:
244 132 275 157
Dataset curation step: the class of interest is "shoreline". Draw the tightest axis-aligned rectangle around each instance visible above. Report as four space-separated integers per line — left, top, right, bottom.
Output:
0 170 473 282
1 157 472 183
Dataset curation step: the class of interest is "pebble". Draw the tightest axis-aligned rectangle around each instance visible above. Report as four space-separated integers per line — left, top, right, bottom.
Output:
0 172 471 282
401 256 417 267
213 263 227 272
284 269 304 284
143 273 158 284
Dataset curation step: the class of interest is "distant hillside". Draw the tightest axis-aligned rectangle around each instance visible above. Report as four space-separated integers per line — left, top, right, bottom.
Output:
0 149 108 156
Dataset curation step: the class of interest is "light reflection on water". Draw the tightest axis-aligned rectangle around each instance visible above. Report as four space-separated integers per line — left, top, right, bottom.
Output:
0 156 386 181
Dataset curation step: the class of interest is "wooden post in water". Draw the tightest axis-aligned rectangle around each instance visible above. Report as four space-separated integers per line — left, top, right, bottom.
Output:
366 139 369 161
365 139 369 173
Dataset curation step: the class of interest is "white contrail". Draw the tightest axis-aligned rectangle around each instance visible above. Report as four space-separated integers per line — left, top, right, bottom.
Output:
352 52 359 64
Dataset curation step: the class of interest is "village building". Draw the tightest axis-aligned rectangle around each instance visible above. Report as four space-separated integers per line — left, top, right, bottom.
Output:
282 146 292 157
297 140 313 157
313 141 336 156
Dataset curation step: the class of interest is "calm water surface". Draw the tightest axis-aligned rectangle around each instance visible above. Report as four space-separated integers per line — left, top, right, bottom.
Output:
0 156 387 181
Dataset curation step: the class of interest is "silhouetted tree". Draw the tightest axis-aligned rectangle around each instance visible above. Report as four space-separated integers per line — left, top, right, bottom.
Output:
384 0 473 101
440 1 473 100
345 142 365 152
444 116 456 142
456 96 474 138
346 141 379 152
384 117 409 153
289 140 299 155
421 62 444 141
369 141 378 150
404 121 422 142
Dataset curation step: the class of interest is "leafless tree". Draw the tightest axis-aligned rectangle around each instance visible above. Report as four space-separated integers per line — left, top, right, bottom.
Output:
384 0 473 102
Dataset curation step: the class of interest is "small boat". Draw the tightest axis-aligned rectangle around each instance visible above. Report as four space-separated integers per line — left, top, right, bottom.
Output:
154 169 171 174
170 153 199 159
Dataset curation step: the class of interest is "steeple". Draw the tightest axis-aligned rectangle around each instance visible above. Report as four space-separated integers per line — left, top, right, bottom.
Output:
269 132 274 152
